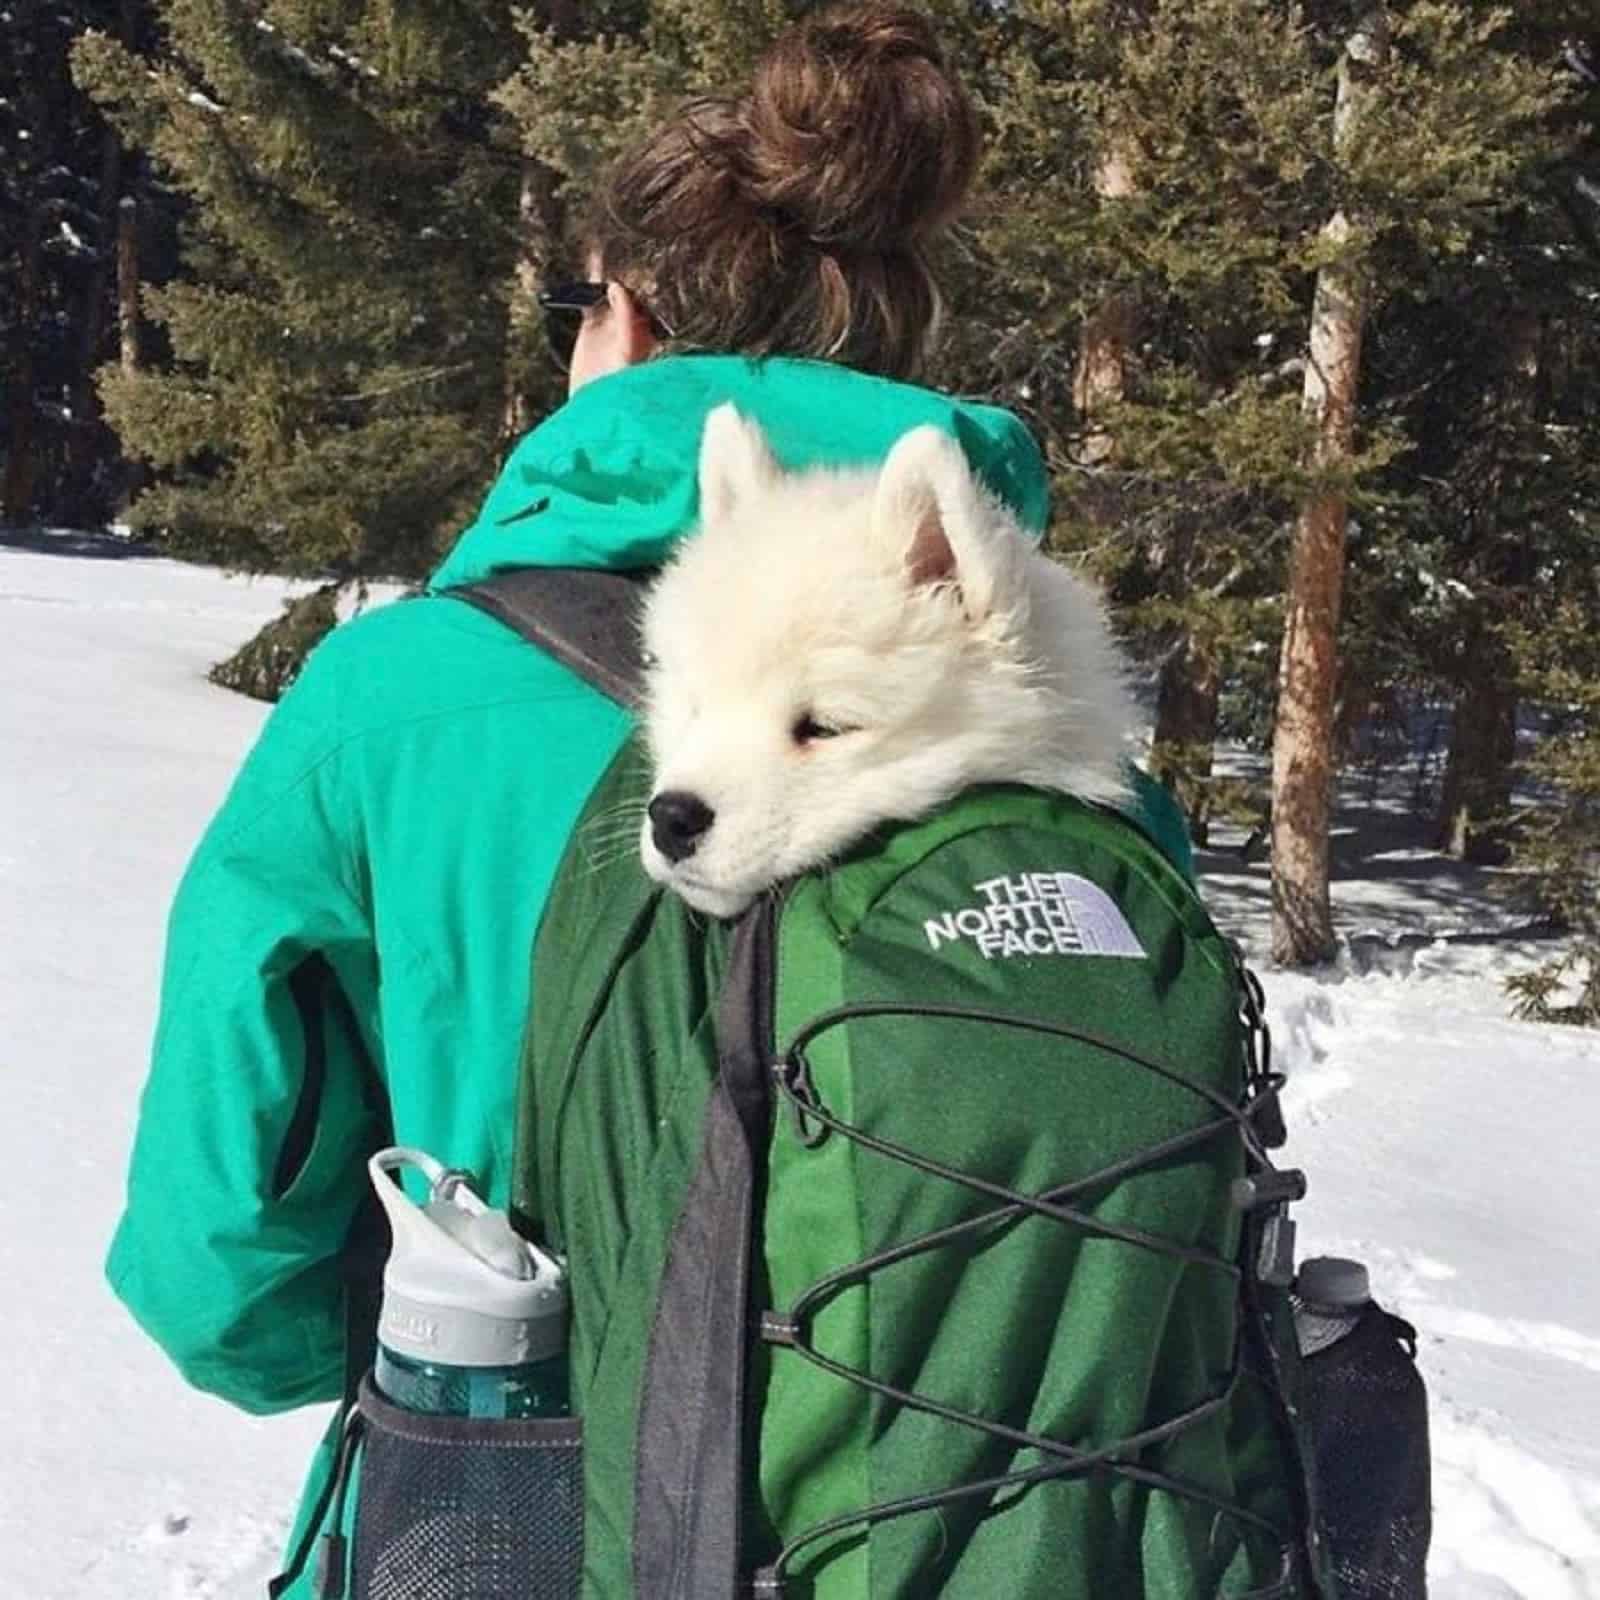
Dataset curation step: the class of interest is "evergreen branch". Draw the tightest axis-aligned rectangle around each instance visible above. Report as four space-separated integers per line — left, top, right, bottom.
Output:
335 363 476 404
1204 558 1252 601
1546 164 1600 268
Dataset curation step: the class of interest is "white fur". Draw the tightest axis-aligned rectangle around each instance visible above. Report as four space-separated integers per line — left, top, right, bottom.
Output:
639 406 1136 916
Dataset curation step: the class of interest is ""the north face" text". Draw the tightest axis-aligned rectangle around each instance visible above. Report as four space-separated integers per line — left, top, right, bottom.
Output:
923 872 1146 961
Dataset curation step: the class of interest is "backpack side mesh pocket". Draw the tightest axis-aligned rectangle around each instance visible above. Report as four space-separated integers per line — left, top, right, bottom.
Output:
350 1378 583 1600
1299 1306 1431 1600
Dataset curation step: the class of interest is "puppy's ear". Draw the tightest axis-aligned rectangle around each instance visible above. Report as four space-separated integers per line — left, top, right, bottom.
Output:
698 404 780 525
872 427 1006 620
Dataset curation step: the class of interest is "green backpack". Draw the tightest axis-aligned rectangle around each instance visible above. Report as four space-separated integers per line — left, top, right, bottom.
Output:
435 570 1336 1600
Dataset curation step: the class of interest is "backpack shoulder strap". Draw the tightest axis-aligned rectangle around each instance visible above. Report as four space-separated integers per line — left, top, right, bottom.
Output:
446 566 654 709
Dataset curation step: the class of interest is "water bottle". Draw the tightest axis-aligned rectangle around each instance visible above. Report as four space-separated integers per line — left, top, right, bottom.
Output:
367 1146 569 1419
1292 1255 1432 1600
1292 1254 1370 1354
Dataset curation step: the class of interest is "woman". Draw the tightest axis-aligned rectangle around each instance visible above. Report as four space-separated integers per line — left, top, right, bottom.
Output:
107 7 1178 1594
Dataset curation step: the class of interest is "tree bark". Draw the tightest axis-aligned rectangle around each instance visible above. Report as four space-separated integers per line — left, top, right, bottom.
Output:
1433 312 1540 863
1437 650 1517 864
115 190 147 514
502 154 558 445
2 204 47 526
117 194 141 375
1073 142 1137 466
61 124 124 524
115 0 144 389
1146 514 1222 843
1269 9 1389 966
500 0 583 447
1152 637 1221 845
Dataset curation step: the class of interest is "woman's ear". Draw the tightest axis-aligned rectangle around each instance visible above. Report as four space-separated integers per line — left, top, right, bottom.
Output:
567 276 660 394
608 279 659 367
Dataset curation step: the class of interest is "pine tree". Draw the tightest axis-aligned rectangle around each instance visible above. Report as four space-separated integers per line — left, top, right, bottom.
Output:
494 0 799 234
55 0 1600 989
73 0 532 584
1271 7 1390 965
963 1 1578 964
1504 603 1600 1026
2 1 161 528
1400 17 1599 868
1350 16 1600 1015
1267 4 1579 959
970 1 1375 855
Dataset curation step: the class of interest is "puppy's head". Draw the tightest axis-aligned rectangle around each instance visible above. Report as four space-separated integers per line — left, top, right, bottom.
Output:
638 406 1129 916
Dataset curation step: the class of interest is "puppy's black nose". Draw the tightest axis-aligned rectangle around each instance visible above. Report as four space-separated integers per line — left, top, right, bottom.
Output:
648 790 715 863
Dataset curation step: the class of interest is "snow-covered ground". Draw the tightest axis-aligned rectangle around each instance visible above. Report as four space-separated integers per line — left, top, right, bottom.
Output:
3 529 1597 1598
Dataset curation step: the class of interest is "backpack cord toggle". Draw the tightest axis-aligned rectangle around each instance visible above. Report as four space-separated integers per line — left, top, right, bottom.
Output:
774 1050 829 1149
1235 1168 1308 1290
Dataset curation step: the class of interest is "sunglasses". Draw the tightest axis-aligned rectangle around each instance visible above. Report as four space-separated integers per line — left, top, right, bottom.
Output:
538 280 675 372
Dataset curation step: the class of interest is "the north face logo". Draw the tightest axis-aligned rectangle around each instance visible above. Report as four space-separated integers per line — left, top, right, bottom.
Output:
923 872 1147 960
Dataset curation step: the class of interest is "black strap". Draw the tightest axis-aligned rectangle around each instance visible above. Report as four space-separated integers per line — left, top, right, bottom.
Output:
266 1262 378 1598
632 899 777 1600
447 566 654 709
269 962 393 1599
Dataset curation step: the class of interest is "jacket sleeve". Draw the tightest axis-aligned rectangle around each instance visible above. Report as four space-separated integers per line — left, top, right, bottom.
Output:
106 645 387 1415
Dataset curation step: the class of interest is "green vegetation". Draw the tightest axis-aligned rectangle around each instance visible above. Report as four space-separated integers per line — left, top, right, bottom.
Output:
4 1 1596 999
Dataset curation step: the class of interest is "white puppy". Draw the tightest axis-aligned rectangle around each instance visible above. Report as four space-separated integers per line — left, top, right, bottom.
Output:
639 405 1135 917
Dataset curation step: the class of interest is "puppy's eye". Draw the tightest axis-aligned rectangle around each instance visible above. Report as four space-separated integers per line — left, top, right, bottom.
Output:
792 713 846 746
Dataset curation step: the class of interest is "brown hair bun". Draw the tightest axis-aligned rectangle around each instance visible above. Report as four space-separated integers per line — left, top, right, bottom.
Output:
743 4 979 252
583 3 979 379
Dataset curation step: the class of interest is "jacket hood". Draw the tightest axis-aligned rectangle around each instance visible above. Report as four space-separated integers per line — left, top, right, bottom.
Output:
428 355 1050 591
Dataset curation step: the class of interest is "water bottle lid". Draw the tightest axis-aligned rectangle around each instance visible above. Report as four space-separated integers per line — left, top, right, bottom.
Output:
369 1147 567 1369
1295 1256 1370 1311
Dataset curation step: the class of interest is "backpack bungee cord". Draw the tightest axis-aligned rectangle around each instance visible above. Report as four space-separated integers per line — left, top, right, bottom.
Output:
749 979 1317 1600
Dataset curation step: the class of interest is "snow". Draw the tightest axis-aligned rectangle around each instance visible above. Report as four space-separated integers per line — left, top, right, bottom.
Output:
3 528 1598 1598
1 531 328 1597
1263 954 1600 1597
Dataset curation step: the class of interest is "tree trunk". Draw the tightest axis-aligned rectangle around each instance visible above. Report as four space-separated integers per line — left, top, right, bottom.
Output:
1072 142 1137 466
1269 9 1389 967
115 190 146 514
1151 637 1221 845
1437 651 1517 864
501 1 583 447
1433 312 1540 863
502 155 557 445
117 194 141 376
2 204 47 526
60 125 124 525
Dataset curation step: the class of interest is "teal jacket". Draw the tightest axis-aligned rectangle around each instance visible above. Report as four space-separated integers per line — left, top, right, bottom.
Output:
111 355 1190 1591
